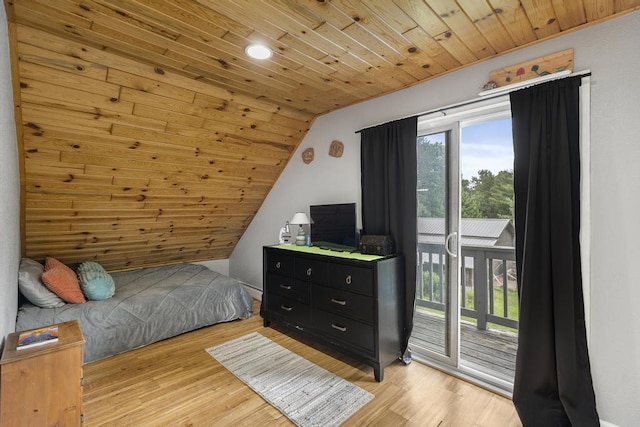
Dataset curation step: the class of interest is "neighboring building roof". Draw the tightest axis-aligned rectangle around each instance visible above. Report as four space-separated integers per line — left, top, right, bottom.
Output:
418 218 514 247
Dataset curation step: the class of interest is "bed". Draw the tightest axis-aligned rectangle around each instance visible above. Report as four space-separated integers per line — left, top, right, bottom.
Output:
16 262 254 363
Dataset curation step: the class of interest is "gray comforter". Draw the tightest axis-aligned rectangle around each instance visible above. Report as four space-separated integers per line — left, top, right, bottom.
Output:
16 263 253 363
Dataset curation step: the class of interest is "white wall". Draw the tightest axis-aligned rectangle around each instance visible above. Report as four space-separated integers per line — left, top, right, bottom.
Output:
230 11 640 426
0 9 21 350
586 14 640 427
230 113 364 288
193 259 229 276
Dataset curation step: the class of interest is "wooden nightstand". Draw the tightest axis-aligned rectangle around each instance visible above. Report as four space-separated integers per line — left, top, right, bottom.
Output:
1 320 85 426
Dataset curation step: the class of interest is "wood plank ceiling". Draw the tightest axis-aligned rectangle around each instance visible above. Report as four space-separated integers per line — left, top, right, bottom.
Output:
4 0 639 271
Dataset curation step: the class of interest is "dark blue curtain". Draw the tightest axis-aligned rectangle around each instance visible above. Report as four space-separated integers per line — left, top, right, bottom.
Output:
510 77 599 426
360 116 417 358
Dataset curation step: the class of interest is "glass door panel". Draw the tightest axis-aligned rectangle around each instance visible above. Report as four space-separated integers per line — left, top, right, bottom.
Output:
413 129 459 365
459 116 518 385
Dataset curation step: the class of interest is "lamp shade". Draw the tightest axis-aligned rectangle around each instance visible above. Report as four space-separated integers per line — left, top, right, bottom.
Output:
290 212 310 225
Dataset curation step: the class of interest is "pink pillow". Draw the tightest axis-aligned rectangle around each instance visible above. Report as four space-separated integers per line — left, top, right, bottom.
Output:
42 257 86 304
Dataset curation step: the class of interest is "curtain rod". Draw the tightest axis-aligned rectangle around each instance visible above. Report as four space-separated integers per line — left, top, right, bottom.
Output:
356 70 591 134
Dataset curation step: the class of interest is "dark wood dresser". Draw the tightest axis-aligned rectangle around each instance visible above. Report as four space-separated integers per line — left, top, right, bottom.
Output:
262 245 404 381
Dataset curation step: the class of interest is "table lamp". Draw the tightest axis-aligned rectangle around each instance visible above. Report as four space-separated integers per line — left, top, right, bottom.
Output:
289 212 310 246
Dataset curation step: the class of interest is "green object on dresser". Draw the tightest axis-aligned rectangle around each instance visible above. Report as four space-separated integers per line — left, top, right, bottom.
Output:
271 244 385 261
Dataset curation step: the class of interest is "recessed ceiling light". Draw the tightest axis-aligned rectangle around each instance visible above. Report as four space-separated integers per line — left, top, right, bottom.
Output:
245 43 272 60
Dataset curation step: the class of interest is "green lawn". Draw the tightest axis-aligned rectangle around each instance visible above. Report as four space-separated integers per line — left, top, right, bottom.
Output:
418 286 519 334
486 287 519 333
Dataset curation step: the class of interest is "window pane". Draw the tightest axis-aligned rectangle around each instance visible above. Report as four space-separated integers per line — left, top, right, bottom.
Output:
460 116 518 383
414 131 450 356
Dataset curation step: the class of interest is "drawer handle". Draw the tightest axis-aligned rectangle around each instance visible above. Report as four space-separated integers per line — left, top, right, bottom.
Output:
279 284 292 290
280 305 293 312
276 261 281 269
331 298 347 306
331 323 347 332
345 274 352 285
306 267 312 276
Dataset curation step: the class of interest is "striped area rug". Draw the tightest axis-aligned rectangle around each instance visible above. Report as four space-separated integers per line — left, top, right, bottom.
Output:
206 332 374 426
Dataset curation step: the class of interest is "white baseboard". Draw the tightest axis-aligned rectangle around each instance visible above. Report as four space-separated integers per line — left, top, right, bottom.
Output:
240 282 262 301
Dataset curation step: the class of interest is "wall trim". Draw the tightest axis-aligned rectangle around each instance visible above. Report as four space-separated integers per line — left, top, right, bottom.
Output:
240 282 262 302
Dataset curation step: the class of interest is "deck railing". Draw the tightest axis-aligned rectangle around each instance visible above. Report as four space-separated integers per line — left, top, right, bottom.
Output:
417 243 519 331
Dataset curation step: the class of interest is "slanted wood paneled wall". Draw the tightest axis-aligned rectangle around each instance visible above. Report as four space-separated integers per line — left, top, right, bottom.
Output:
15 25 312 271
8 0 639 272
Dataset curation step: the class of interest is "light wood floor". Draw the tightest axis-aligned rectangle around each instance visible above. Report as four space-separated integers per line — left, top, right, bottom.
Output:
82 300 522 426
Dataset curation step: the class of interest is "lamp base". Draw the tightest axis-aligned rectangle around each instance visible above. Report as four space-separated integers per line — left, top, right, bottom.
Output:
293 222 307 245
295 234 306 246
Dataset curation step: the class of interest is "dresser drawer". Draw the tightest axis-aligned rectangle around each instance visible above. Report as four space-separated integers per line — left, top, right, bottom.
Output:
312 309 374 352
266 294 310 325
328 264 374 296
265 251 294 276
313 285 373 324
294 257 328 283
266 273 309 303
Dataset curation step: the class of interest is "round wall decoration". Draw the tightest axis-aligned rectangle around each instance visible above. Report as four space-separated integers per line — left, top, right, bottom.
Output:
302 147 314 164
329 140 344 158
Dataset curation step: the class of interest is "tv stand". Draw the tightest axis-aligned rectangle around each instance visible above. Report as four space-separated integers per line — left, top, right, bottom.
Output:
313 241 356 252
262 245 404 381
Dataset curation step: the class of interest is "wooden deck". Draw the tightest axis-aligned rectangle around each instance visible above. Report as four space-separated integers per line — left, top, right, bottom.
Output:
410 309 518 382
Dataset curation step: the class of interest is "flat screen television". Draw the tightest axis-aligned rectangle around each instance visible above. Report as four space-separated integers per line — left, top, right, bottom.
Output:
310 203 358 250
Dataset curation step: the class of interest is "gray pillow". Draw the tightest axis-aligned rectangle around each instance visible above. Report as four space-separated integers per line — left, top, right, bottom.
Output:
18 257 66 308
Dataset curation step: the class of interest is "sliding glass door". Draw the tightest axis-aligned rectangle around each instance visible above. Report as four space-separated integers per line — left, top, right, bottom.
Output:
411 97 518 392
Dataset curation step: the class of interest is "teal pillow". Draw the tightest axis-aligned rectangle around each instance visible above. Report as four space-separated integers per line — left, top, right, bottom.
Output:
77 261 115 301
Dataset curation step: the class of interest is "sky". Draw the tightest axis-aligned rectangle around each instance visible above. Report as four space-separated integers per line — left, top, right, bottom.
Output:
461 118 514 179
427 117 514 179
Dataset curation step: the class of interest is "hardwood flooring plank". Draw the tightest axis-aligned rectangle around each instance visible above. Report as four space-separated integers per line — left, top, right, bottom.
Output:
82 300 521 426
